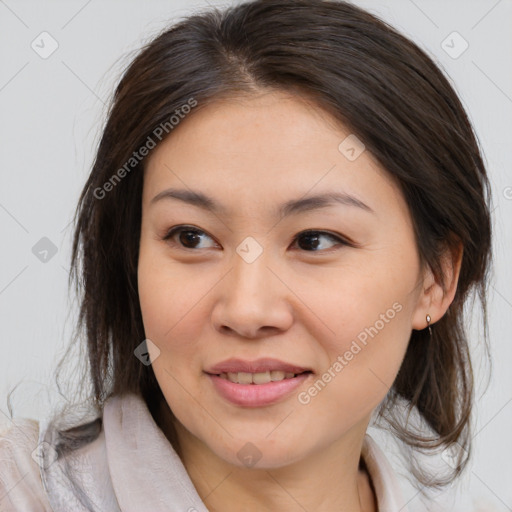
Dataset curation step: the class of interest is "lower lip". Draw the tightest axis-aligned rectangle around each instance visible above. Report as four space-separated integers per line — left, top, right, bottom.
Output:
205 372 312 407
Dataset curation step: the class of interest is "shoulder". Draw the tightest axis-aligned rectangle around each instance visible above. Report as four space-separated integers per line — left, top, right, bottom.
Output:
38 401 120 512
0 418 53 511
0 398 111 512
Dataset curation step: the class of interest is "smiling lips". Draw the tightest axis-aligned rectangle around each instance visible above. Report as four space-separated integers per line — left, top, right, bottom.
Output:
205 357 312 375
204 357 313 407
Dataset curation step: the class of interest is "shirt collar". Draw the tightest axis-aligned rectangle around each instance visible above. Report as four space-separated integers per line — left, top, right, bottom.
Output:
41 392 408 512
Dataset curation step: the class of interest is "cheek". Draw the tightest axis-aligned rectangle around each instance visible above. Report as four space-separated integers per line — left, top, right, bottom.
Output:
295 258 417 411
137 244 210 343
293 256 413 348
296 305 412 428
137 245 223 402
137 249 210 415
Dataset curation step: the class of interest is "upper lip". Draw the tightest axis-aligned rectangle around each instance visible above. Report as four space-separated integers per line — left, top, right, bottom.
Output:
205 358 312 375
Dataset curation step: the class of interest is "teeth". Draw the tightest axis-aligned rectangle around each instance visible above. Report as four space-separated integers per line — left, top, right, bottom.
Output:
235 372 253 385
253 372 272 384
270 370 286 381
220 370 301 384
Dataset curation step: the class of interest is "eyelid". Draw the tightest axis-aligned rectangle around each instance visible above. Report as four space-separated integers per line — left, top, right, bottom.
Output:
289 230 354 252
294 229 353 246
163 225 220 247
162 225 356 251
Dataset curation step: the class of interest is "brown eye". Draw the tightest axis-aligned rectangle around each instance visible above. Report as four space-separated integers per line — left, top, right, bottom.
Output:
162 227 350 252
292 230 349 252
163 226 218 249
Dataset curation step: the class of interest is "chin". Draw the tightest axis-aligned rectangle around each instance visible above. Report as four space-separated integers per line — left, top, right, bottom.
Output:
207 435 308 470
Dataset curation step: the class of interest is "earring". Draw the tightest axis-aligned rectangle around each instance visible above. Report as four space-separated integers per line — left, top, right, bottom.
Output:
426 314 432 337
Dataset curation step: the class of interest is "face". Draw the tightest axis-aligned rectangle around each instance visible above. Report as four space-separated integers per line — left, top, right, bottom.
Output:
137 91 426 469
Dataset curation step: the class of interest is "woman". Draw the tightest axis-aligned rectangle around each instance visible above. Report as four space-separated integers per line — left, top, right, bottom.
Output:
0 0 492 510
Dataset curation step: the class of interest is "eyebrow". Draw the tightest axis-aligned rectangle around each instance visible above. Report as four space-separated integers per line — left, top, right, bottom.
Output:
150 187 375 217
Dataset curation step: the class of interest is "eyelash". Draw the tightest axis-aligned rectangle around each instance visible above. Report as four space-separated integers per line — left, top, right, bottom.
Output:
161 225 354 253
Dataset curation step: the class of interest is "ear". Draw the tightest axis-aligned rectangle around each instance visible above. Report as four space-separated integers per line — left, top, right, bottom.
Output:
411 241 463 330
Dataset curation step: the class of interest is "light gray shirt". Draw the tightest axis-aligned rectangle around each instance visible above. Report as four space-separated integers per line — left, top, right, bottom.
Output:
0 393 408 511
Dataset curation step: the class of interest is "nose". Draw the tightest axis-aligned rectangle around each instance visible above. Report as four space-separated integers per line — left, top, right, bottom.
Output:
211 250 294 339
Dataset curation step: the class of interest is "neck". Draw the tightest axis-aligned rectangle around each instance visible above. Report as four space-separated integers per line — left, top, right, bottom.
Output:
155 400 376 512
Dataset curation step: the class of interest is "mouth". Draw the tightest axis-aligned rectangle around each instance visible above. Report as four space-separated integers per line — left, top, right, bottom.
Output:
204 360 314 407
207 369 313 385
205 357 313 377
204 358 314 407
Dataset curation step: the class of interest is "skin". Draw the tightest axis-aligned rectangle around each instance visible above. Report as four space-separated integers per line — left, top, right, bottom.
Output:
137 90 462 512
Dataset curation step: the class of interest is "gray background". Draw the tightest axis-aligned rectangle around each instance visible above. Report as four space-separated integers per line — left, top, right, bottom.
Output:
1 0 511 510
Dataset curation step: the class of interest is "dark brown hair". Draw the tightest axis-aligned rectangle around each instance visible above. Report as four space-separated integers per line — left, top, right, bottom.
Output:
54 0 491 489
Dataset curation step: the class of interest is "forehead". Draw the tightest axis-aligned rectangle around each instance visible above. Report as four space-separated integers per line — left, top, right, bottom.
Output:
142 91 404 217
